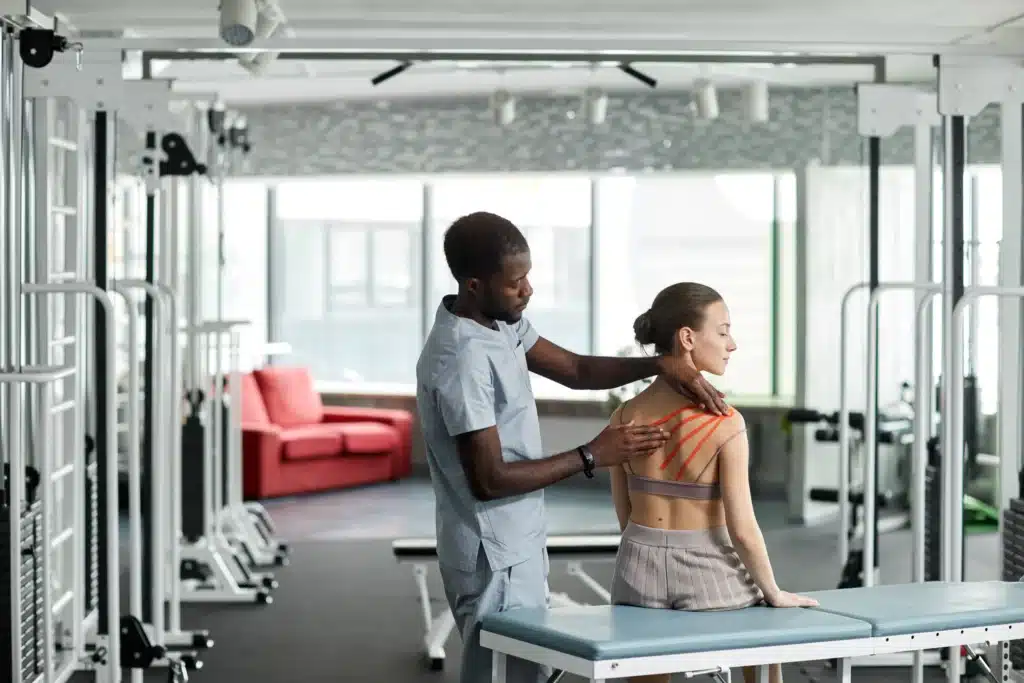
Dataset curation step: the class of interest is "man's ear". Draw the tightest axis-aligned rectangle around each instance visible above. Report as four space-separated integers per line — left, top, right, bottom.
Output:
465 277 482 296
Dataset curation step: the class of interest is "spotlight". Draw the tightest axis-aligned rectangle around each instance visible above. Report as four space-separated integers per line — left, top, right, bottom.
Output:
743 81 770 123
238 5 281 63
239 50 278 76
219 0 259 47
492 89 515 126
581 87 608 125
694 78 719 120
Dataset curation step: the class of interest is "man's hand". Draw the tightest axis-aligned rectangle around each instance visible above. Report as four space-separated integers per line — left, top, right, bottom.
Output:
586 421 669 468
656 355 728 415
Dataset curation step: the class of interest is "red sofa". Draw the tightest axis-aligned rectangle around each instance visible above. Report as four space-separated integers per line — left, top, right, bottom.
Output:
240 366 413 499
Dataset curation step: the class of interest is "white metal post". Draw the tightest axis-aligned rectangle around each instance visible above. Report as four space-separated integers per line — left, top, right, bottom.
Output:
837 281 869 570
863 282 941 588
997 102 1024 545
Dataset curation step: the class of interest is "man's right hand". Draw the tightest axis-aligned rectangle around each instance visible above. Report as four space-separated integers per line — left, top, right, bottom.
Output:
586 421 669 468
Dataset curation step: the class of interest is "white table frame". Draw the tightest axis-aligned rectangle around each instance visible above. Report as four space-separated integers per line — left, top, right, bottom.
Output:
483 621 1019 682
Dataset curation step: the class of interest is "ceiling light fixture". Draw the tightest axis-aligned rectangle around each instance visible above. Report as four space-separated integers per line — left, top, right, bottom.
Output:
492 88 516 126
219 0 258 47
743 81 770 123
582 86 608 125
694 78 719 120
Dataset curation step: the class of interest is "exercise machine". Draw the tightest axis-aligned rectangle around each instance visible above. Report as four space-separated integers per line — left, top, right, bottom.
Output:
392 534 620 670
785 406 911 590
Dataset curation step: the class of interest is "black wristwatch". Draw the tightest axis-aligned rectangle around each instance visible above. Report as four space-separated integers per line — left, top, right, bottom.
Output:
576 444 596 478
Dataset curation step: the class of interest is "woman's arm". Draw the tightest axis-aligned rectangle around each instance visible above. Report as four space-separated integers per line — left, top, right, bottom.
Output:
718 415 781 603
607 404 632 530
610 464 632 531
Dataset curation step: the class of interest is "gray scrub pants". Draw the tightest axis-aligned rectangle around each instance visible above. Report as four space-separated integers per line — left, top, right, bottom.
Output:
440 546 551 683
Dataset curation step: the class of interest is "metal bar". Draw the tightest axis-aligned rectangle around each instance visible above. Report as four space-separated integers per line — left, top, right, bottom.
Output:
38 380 54 683
864 282 941 587
940 114 966 584
118 37 1000 57
838 281 870 569
22 282 120 683
952 287 1024 578
997 102 1024 566
110 285 143 664
141 135 158 630
911 116 936 683
116 278 168 645
866 57 884 578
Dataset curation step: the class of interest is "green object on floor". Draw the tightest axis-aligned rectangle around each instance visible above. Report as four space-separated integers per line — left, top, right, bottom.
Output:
964 494 999 534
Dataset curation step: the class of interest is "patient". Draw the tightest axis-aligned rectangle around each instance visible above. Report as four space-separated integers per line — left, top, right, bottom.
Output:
608 282 818 683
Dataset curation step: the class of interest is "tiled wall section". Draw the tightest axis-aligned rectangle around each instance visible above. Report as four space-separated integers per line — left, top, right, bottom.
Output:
230 87 1003 177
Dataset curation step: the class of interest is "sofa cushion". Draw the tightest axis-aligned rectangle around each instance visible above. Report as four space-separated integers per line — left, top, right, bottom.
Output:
240 373 271 424
253 366 324 428
334 422 400 455
280 425 344 461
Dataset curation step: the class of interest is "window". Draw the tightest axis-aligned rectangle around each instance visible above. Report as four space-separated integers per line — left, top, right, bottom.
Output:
270 178 424 386
221 179 270 370
428 175 592 398
594 172 782 397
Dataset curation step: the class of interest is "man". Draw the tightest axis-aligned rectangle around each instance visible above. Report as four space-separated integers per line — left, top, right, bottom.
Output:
415 211 728 683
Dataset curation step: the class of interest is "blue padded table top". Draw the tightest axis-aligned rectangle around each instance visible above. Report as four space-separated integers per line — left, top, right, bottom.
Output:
805 581 1024 637
480 604 871 661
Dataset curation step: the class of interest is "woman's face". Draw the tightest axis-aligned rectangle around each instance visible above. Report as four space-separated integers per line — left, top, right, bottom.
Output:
678 300 737 376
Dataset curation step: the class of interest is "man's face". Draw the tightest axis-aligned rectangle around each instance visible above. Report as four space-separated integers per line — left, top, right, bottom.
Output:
479 250 533 324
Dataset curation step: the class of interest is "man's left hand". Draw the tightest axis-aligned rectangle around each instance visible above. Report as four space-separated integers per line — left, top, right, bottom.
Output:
656 355 729 415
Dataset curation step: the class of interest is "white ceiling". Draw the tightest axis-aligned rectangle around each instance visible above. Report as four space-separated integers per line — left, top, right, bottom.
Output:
37 0 1024 105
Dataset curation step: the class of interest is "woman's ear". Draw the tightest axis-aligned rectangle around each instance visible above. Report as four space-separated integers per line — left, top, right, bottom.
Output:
676 327 696 351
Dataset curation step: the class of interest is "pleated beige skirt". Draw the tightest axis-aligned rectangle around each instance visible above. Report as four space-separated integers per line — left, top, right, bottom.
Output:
611 521 764 611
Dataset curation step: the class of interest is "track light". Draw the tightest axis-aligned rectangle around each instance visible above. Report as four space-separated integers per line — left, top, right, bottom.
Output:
236 8 280 59
694 78 719 120
219 0 259 47
743 81 770 123
239 50 277 76
492 89 515 126
617 63 657 89
582 87 608 125
371 61 413 86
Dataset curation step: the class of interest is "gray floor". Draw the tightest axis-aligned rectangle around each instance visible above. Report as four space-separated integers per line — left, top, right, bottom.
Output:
108 476 1001 683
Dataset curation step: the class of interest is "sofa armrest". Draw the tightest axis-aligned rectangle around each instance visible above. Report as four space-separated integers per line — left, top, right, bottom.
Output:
321 406 413 479
242 422 284 500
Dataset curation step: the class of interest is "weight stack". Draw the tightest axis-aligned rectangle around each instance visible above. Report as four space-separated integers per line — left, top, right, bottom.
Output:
924 464 942 582
1001 498 1024 670
0 498 45 683
181 413 206 543
84 460 98 612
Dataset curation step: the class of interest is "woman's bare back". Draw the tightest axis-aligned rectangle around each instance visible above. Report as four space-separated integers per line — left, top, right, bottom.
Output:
617 379 745 531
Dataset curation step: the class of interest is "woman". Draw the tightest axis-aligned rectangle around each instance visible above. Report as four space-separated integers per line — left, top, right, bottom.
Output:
609 282 818 683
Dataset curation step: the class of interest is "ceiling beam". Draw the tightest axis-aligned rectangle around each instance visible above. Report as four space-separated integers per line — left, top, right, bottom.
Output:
79 36 1024 59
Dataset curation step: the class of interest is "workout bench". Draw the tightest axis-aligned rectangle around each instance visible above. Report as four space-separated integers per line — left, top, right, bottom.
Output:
481 581 1022 682
392 534 620 669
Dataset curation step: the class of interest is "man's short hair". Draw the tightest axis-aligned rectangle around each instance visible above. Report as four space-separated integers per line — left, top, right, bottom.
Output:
443 211 529 282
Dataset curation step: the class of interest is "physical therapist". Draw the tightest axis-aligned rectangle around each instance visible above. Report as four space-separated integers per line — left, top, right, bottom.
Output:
415 211 729 683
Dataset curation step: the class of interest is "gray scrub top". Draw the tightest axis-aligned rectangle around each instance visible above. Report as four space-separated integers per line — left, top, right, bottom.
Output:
415 295 547 572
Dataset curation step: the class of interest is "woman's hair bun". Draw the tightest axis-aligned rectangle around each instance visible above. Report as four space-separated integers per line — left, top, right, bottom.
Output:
633 309 655 346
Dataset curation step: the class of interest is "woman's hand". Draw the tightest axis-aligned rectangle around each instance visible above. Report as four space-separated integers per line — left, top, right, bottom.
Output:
655 354 729 415
764 590 820 608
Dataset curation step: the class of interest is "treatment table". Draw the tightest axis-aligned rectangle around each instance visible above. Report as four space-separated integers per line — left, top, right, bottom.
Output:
392 534 620 669
481 581 1024 682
